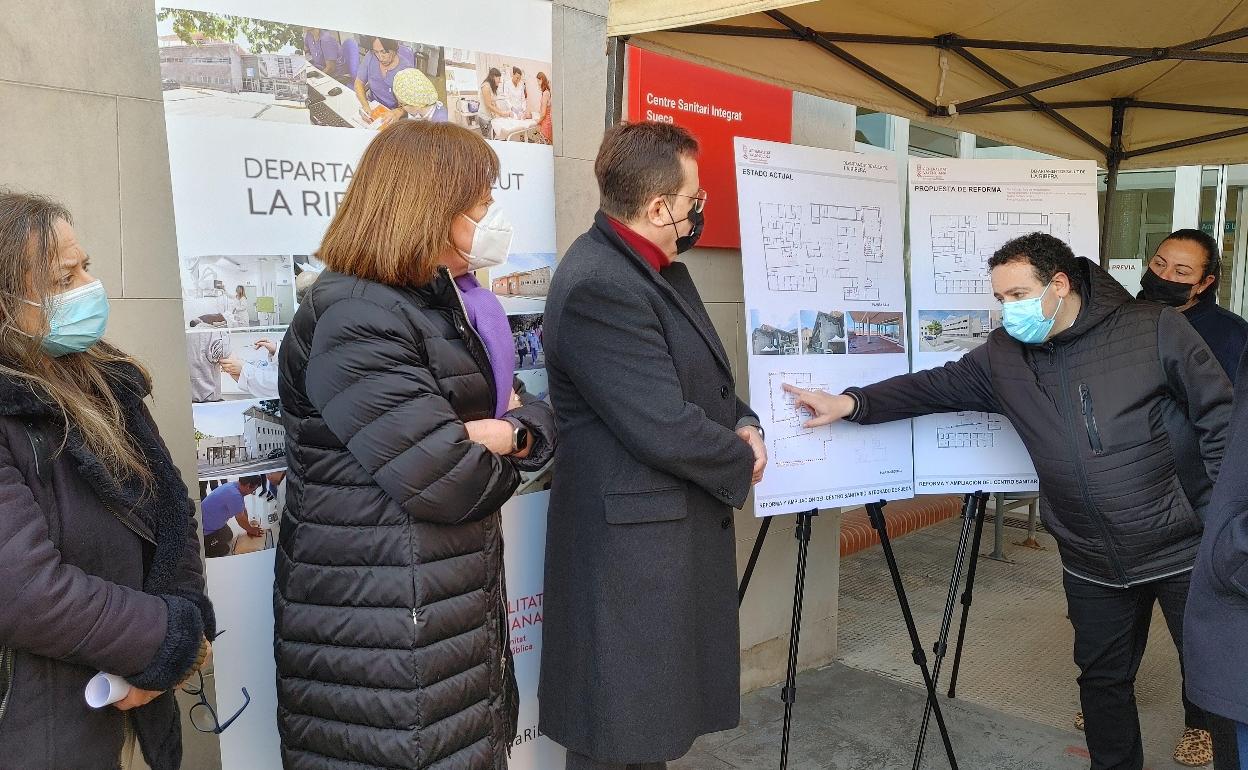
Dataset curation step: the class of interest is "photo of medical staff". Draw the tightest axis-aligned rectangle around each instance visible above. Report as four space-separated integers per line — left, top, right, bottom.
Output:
188 331 280 402
199 470 287 558
509 313 545 370
180 254 296 329
216 332 282 400
156 10 448 131
444 50 552 143
352 35 447 128
193 399 286 479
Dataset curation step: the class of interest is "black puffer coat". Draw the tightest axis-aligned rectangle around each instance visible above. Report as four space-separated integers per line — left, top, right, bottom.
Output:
276 268 555 769
849 258 1231 586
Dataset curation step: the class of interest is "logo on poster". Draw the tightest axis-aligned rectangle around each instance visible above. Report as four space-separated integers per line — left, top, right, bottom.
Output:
914 163 948 180
742 146 772 165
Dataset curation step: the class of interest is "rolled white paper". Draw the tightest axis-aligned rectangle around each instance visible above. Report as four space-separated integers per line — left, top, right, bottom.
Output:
85 672 132 709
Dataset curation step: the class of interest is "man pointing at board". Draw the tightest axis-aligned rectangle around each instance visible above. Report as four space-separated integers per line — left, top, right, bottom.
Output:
787 232 1230 770
539 121 765 770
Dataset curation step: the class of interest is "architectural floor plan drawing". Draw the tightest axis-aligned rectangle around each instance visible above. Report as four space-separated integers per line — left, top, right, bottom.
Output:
768 371 838 466
760 202 884 300
936 412 1005 449
930 212 1073 294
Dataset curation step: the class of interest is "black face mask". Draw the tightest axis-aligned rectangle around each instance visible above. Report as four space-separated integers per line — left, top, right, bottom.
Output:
1140 268 1197 307
663 199 705 254
676 208 705 254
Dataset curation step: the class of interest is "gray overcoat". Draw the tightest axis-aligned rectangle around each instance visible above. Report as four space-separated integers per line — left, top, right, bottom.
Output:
538 212 756 763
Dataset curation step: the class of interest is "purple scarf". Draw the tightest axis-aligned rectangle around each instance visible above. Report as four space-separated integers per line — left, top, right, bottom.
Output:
454 273 515 417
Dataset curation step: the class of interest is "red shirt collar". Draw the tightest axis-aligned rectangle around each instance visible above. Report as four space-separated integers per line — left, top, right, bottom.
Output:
607 216 672 272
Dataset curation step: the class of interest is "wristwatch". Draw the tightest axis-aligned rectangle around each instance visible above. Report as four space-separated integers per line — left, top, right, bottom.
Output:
509 421 531 454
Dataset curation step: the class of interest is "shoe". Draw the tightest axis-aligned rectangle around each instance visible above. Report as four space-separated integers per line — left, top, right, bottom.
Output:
1074 711 1084 732
1173 727 1213 767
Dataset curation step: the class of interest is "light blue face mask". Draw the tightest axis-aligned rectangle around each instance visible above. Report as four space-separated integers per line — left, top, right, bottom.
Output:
23 280 110 356
1001 282 1063 345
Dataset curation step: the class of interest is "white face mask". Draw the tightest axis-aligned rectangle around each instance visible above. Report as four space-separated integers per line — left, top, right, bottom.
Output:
458 203 514 270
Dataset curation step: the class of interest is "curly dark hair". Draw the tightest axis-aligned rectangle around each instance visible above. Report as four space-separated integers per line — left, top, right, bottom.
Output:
989 232 1083 294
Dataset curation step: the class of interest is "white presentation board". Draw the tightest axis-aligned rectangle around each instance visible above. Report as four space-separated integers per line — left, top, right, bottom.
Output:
907 158 1099 493
736 138 913 517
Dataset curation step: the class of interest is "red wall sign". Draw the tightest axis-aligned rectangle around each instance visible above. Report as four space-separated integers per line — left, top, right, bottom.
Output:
627 46 793 250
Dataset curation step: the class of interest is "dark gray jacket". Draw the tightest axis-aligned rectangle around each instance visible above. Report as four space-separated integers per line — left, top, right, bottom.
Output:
849 258 1231 586
1184 344 1248 724
538 213 756 763
0 363 214 770
276 268 555 770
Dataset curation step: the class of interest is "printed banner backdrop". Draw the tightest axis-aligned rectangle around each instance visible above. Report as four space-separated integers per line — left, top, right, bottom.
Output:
154 1 558 766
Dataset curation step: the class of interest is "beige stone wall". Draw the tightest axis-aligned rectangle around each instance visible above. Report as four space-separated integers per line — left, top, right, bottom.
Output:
551 0 857 691
0 0 197 489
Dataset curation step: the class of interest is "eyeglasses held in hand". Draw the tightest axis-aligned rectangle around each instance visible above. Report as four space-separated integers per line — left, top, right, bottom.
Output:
182 670 250 734
182 631 249 735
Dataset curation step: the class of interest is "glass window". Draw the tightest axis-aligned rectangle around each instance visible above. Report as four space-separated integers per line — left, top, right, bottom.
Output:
1098 169 1177 263
908 122 959 158
1197 166 1235 308
854 109 890 149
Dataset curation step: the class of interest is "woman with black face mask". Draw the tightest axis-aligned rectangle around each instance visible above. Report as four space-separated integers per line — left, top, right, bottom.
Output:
1134 227 1248 768
1140 228 1248 382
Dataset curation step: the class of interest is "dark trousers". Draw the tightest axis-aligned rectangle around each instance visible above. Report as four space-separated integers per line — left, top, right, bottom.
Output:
1063 570 1208 770
565 751 666 770
1211 715 1245 770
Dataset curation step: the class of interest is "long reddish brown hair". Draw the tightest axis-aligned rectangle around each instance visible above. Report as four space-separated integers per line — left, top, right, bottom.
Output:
319 121 500 286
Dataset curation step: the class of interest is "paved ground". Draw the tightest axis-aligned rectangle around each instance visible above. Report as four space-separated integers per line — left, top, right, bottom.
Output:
919 335 985 354
676 515 1193 770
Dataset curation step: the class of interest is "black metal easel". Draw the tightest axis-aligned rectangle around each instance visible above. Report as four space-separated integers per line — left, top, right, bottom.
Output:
910 492 989 769
738 509 818 770
865 499 961 770
739 495 989 770
947 494 990 700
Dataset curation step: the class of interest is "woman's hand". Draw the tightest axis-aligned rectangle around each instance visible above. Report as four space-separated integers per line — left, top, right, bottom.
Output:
464 419 515 455
113 686 162 711
508 389 523 412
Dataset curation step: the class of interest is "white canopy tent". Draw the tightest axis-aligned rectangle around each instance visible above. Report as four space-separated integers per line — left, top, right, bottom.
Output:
605 0 1248 261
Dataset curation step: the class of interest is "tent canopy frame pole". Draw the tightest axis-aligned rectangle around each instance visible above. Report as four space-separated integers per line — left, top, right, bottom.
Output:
606 35 627 129
628 21 1248 262
662 22 1248 166
1100 99 1128 267
677 24 1248 63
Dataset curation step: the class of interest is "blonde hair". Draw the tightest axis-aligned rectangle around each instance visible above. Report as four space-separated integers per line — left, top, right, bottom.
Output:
0 192 154 484
319 121 500 286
